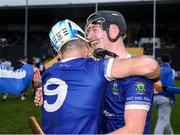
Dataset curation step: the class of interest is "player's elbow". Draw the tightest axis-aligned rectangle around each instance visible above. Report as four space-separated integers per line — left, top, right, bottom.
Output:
143 57 160 79
146 58 159 73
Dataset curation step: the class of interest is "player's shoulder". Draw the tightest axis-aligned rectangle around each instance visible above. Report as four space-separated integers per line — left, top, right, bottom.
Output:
43 62 59 75
85 58 111 70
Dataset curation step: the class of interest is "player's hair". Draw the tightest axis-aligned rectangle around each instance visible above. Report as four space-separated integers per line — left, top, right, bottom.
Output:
161 53 172 63
60 39 86 54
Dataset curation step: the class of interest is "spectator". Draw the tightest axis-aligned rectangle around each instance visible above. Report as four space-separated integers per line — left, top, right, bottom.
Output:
154 53 175 134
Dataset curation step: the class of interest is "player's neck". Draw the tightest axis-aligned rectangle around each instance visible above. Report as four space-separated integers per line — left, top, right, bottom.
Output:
61 51 83 60
61 57 80 62
109 44 128 59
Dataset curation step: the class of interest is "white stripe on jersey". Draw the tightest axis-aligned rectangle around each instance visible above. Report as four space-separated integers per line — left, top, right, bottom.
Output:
105 58 115 81
125 104 150 111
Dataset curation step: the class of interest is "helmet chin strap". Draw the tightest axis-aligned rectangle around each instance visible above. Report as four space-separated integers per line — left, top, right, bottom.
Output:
105 26 126 42
106 27 121 42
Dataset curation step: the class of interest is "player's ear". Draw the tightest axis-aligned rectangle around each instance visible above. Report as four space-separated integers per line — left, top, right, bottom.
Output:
83 43 89 57
109 24 120 39
58 53 62 60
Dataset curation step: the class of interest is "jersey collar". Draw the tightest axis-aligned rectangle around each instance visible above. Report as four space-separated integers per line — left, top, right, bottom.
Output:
61 57 79 62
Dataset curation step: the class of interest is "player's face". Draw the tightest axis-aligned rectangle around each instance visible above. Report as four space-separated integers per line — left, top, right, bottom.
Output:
86 24 108 50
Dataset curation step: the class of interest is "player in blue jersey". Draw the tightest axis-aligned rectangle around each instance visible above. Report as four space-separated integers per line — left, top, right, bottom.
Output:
34 19 159 134
85 10 159 134
154 54 175 134
0 64 35 95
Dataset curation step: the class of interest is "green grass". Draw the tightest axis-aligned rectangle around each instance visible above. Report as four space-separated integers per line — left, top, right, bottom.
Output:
151 80 180 134
0 87 41 134
0 81 180 133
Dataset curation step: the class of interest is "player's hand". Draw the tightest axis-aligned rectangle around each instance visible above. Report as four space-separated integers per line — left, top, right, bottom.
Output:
154 80 163 94
33 67 41 82
34 87 43 107
92 48 118 59
33 67 42 90
33 67 43 106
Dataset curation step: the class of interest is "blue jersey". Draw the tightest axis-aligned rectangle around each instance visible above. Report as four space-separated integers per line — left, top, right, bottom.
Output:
41 57 113 134
0 64 34 95
156 63 175 102
101 76 154 134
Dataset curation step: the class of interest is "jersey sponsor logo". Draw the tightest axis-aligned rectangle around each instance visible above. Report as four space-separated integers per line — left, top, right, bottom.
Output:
135 82 146 94
103 110 119 117
127 96 150 102
112 81 119 95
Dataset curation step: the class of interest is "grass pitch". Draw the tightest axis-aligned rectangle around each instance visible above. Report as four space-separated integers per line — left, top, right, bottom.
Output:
0 88 41 134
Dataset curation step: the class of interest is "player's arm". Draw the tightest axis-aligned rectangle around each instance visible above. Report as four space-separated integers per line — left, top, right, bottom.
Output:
108 109 147 134
34 87 43 106
33 67 43 106
154 80 180 94
107 77 152 134
111 55 160 79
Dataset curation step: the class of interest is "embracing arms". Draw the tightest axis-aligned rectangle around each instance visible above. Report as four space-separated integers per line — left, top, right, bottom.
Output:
111 55 160 80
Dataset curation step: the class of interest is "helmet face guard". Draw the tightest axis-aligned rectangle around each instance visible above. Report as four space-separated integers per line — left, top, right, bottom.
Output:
85 12 106 37
49 19 88 53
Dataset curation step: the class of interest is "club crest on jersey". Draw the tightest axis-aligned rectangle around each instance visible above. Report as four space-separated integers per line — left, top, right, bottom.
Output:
135 82 146 94
112 81 119 95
